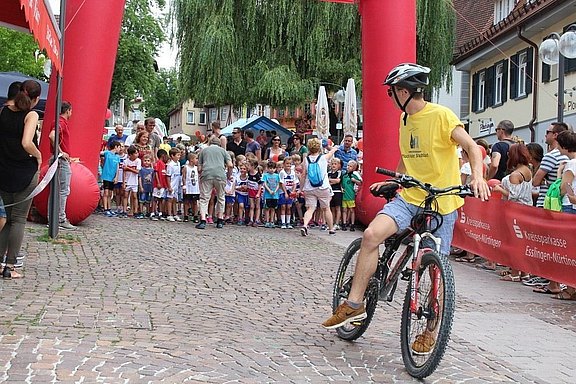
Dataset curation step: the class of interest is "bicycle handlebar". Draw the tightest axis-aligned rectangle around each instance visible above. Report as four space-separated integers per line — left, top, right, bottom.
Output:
375 167 474 198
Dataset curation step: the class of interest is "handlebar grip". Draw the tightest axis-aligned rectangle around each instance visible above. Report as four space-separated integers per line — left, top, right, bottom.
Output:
375 167 398 177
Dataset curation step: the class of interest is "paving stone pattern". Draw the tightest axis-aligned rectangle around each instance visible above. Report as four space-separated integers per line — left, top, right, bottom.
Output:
0 215 574 383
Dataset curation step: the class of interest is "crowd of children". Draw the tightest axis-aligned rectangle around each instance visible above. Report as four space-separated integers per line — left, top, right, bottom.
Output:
97 137 363 230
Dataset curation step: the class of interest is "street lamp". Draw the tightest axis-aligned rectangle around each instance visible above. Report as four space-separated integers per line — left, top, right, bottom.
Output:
539 24 576 122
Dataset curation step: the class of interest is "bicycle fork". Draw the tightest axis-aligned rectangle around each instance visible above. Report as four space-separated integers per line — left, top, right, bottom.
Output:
409 233 441 318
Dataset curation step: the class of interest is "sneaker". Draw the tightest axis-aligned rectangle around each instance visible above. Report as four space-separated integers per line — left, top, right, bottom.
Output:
195 221 207 229
167 216 175 222
150 214 159 221
174 216 182 222
349 225 356 232
320 224 327 231
411 330 436 355
321 301 367 329
59 220 77 230
281 224 287 229
341 224 348 231
216 219 224 229
183 216 189 222
14 259 24 268
193 216 199 223
300 227 308 237
237 220 244 226
329 230 336 235
159 215 166 221
522 277 549 287
287 224 294 229
105 210 115 217
206 217 214 224
333 224 340 231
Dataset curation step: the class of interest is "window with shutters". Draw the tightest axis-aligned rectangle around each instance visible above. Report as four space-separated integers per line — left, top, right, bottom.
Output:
510 47 533 99
478 71 486 111
495 63 503 105
518 52 528 97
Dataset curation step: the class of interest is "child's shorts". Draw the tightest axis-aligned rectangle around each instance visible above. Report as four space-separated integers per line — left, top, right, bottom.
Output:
236 194 249 206
342 200 356 209
265 198 278 209
278 193 293 206
166 189 178 199
102 180 115 190
0 196 6 219
330 191 343 208
225 195 236 205
183 193 200 203
139 192 152 203
114 182 123 189
125 184 138 193
152 187 166 199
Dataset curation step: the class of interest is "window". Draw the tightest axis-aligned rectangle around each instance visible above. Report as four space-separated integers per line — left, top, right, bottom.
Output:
186 111 195 124
478 71 486 111
510 47 533 99
494 0 515 24
199 112 207 125
220 106 229 122
209 108 217 122
518 52 527 97
495 63 503 105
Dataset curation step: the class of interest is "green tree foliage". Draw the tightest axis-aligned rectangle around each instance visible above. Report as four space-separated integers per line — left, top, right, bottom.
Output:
142 68 178 127
0 27 45 79
172 0 454 107
109 0 166 104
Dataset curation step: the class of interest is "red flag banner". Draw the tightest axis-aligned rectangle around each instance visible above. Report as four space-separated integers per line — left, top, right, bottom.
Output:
19 0 62 72
453 198 576 287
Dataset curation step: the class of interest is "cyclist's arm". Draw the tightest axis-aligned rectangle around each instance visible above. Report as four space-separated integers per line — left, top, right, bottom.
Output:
452 126 490 200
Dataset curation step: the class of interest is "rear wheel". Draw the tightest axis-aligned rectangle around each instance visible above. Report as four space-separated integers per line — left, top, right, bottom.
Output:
400 251 455 378
333 238 379 341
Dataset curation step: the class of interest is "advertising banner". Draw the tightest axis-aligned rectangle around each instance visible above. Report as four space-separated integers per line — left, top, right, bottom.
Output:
453 198 576 286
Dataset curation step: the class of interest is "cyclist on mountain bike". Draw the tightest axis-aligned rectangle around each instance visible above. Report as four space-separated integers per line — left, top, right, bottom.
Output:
322 63 490 352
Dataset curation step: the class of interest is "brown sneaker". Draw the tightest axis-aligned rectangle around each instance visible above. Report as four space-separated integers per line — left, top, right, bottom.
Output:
322 301 366 329
411 330 436 355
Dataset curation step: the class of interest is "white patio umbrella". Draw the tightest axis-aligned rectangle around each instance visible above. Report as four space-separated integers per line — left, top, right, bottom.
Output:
315 86 330 139
343 78 357 138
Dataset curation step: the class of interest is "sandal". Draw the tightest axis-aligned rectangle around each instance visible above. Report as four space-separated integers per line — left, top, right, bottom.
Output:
551 291 576 301
533 286 562 294
477 263 496 271
455 255 476 263
500 274 521 282
2 266 22 279
498 269 511 277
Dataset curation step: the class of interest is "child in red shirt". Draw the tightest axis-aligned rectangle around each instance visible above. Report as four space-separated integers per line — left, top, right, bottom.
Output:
150 149 169 220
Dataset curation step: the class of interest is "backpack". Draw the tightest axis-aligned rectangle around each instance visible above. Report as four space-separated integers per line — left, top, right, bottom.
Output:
543 179 563 211
307 155 324 187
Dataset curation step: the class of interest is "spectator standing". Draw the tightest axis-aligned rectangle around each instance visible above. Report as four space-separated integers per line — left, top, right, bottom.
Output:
341 159 362 231
49 100 76 230
328 158 343 230
487 120 516 180
107 124 128 148
226 128 247 157
124 120 144 147
262 161 281 228
278 157 296 229
0 80 43 279
234 163 249 225
334 134 358 170
138 155 154 217
122 146 141 218
165 148 182 221
100 141 122 217
182 152 200 222
257 129 268 148
246 158 263 227
299 138 338 236
289 133 308 159
264 136 288 162
150 149 169 221
211 121 227 149
145 117 162 160
244 130 262 161
134 131 153 161
195 136 233 229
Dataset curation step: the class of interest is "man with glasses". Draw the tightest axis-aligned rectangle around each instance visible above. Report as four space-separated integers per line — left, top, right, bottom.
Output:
487 120 516 180
226 129 247 157
322 63 490 354
124 120 145 147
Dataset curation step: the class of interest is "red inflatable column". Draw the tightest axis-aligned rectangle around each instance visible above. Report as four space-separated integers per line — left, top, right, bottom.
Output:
40 0 126 177
356 0 416 224
37 0 126 224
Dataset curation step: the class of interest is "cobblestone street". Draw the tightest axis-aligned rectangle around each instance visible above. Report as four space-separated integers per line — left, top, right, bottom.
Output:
0 215 575 383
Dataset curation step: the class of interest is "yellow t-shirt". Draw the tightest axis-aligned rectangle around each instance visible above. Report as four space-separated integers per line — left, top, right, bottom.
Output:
398 102 464 215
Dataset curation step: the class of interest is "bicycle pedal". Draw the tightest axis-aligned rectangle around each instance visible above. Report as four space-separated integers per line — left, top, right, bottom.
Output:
401 269 412 281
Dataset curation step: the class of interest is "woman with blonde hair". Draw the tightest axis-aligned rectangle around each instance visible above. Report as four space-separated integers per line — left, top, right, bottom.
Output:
298 138 338 236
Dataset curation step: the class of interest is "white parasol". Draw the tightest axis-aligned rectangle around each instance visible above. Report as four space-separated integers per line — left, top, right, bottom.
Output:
315 86 330 139
342 78 357 138
169 133 191 141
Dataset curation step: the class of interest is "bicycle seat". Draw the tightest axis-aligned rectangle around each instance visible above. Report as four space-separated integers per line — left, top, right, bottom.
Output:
370 183 400 199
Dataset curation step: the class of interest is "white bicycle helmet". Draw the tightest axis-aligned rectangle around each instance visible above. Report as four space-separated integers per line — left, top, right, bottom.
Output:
383 63 430 93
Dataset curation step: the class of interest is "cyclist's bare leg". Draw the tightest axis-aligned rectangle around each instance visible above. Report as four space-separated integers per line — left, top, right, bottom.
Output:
347 213 398 303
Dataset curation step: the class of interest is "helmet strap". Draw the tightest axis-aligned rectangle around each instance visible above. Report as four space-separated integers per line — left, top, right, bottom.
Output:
392 90 416 126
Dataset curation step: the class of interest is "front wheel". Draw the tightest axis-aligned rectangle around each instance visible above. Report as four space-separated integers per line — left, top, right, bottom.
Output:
400 251 455 378
332 238 379 341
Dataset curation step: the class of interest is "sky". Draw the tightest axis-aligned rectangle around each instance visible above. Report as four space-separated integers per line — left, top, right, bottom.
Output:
47 0 177 69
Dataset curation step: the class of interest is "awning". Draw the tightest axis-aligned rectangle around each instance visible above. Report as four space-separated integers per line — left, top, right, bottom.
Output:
0 1 62 72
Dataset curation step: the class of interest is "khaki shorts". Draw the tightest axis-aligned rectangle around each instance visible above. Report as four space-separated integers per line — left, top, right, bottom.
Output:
304 187 333 209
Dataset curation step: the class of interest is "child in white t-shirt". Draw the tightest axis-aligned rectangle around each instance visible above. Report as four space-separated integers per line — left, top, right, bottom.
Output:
165 148 182 221
123 146 142 217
